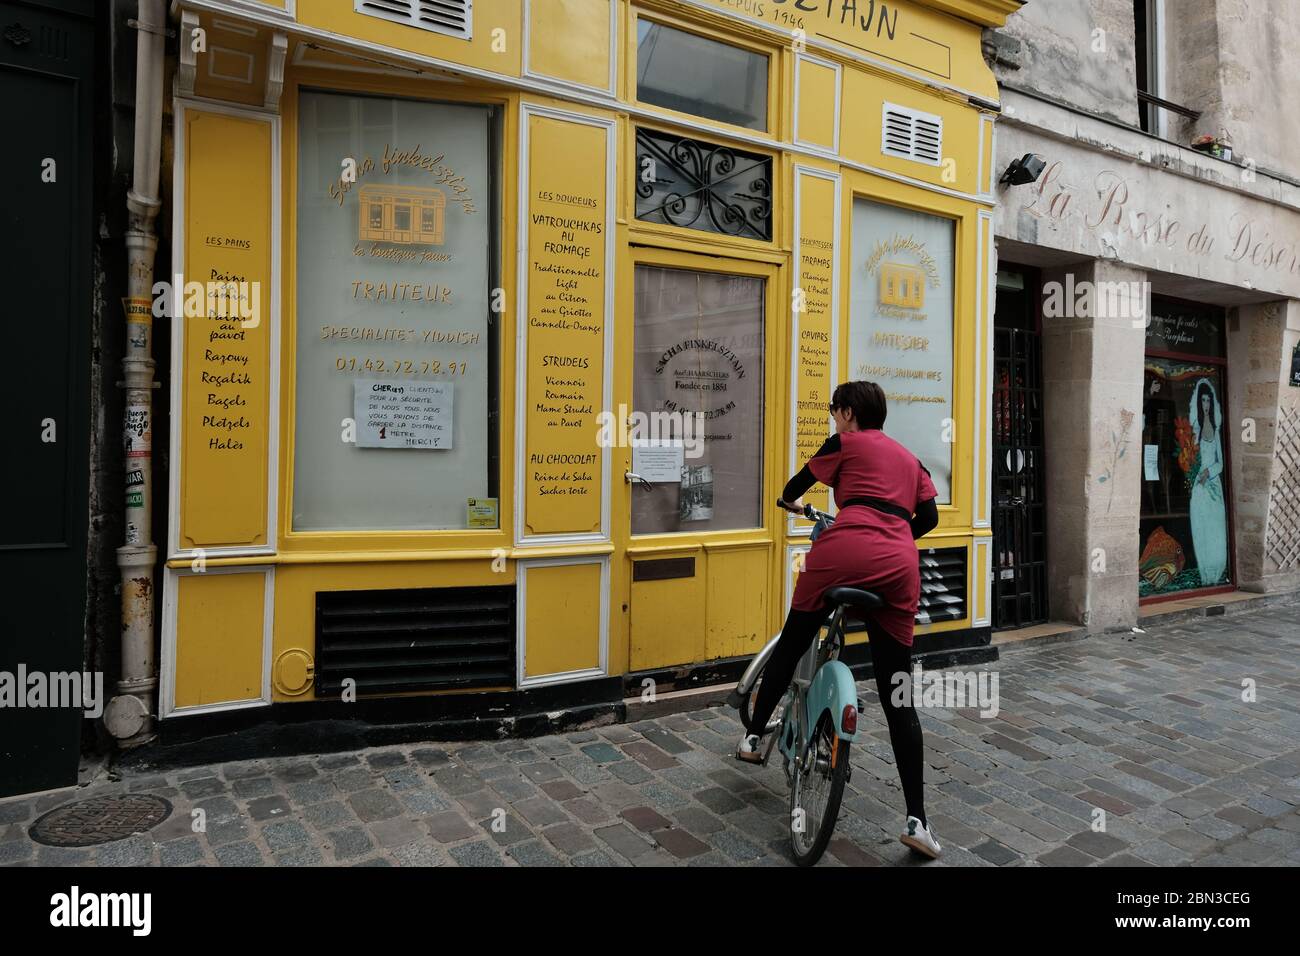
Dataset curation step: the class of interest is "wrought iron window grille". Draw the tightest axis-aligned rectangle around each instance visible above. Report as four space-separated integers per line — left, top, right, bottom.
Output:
634 128 772 241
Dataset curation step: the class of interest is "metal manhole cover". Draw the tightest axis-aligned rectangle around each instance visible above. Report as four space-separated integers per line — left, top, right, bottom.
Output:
29 794 173 847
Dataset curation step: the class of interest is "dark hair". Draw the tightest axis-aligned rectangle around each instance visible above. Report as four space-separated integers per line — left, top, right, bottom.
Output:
831 381 887 429
1195 381 1217 435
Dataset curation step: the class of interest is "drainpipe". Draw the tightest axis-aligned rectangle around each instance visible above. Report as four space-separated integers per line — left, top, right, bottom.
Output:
104 0 166 747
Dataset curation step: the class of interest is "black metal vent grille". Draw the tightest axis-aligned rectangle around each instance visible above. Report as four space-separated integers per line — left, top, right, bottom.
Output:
315 585 514 697
917 546 967 625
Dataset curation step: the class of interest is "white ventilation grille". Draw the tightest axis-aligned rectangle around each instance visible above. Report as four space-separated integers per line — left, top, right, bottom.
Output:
355 0 473 41
881 103 943 166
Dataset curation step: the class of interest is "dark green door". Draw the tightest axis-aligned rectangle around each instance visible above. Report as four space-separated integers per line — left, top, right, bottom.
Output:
0 0 95 797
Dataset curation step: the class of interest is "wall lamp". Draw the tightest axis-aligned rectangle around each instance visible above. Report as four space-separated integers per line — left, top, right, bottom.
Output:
1000 153 1046 185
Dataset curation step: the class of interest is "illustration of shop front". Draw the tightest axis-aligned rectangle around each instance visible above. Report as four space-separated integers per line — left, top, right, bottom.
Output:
159 0 1013 723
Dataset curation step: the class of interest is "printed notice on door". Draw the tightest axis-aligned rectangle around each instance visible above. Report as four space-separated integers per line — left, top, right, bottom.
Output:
354 378 453 448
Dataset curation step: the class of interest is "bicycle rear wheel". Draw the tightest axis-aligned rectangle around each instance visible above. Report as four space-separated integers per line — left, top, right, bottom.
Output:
789 713 850 866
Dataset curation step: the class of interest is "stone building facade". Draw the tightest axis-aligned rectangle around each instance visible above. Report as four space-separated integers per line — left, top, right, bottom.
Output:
985 0 1300 631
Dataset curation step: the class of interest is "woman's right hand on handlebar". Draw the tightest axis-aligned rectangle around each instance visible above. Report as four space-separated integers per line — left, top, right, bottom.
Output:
778 497 804 514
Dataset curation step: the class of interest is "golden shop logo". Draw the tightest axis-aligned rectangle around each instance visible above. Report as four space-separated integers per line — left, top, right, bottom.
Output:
0 665 104 718
150 273 260 329
357 184 446 246
879 262 925 308
50 886 150 936
864 235 941 316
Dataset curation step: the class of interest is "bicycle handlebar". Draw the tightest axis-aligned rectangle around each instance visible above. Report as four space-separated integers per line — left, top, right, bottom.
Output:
776 498 834 525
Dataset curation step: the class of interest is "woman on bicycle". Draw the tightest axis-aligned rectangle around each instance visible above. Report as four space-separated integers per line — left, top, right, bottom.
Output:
737 380 942 859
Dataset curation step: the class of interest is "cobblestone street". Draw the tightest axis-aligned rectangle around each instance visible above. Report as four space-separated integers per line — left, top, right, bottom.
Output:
4 601 1299 867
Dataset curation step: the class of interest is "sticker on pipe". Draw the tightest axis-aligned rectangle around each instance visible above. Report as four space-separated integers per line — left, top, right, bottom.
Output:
354 378 453 449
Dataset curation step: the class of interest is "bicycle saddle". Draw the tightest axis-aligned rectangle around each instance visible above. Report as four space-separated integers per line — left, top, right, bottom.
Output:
825 586 884 610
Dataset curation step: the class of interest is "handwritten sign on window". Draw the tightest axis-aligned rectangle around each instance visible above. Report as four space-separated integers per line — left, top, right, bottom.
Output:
354 378 453 449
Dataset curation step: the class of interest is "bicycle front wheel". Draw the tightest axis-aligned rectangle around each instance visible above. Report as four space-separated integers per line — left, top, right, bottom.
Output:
789 713 850 866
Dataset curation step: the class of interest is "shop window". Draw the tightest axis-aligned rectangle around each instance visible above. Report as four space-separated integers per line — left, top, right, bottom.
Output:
847 198 956 503
634 128 772 241
293 90 499 532
631 266 765 535
636 19 768 131
1139 300 1231 597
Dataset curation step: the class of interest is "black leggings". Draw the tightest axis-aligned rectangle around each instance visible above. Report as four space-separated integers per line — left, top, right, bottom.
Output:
745 605 927 827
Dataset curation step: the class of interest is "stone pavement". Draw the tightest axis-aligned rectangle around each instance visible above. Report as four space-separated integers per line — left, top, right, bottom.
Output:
3 600 1299 867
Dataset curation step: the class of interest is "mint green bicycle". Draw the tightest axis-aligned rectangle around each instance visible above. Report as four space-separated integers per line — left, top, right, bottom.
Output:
728 500 882 866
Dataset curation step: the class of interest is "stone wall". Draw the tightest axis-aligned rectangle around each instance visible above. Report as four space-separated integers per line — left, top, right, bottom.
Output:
991 0 1139 126
1164 0 1300 181
1040 261 1146 629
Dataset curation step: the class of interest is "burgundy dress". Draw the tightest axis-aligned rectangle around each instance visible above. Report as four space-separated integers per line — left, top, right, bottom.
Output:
790 429 937 647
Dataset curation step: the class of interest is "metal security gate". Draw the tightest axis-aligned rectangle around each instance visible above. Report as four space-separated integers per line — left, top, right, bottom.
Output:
991 269 1048 629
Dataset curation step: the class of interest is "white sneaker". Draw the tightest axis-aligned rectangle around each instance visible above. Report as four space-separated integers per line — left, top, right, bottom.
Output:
900 816 942 859
736 733 764 764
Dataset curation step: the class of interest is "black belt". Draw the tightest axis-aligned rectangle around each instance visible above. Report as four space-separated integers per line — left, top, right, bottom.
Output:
840 497 912 521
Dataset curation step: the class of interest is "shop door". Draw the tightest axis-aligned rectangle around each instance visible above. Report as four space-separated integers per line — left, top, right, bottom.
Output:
623 254 779 672
991 269 1048 629
0 0 95 796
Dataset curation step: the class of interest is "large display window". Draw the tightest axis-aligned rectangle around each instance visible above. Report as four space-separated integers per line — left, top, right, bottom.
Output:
1139 301 1232 598
291 91 499 532
848 198 956 502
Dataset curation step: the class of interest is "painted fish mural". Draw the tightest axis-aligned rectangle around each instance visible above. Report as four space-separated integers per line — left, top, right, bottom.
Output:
1140 526 1186 589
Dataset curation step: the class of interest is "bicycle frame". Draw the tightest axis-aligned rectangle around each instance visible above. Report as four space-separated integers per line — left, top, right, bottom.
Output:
775 604 861 768
729 500 862 769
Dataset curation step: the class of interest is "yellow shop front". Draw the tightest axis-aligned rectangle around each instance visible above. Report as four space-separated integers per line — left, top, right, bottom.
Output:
159 0 1021 725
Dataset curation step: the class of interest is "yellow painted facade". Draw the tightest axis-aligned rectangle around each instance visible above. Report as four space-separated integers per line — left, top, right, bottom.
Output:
162 0 1017 717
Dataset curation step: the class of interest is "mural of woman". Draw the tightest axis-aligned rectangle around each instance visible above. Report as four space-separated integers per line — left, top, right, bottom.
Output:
1189 378 1228 586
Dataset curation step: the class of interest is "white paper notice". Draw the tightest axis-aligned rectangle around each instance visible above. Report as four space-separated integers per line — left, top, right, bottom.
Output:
355 378 453 449
632 441 685 482
1143 443 1159 480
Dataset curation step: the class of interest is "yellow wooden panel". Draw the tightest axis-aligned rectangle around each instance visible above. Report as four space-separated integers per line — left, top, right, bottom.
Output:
840 67 980 194
175 572 265 708
180 110 273 549
793 171 837 522
630 561 704 670
528 0 612 90
192 16 268 107
705 549 769 660
298 0 522 77
523 112 608 535
524 563 602 677
796 58 837 150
